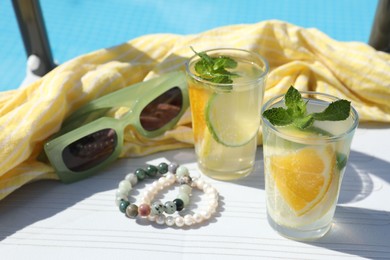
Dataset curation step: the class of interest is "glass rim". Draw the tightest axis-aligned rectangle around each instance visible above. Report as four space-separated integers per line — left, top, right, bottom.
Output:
261 90 359 143
185 47 269 87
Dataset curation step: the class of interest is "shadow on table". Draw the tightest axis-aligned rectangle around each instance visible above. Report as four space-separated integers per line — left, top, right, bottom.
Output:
306 206 390 259
0 44 196 240
0 148 198 241
308 147 390 258
0 147 389 260
234 148 390 258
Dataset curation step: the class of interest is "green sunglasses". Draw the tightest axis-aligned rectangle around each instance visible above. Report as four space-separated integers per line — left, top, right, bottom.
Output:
44 71 189 183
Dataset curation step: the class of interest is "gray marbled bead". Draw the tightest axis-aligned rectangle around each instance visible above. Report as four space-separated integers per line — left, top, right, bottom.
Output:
168 162 179 174
151 201 164 215
164 201 177 214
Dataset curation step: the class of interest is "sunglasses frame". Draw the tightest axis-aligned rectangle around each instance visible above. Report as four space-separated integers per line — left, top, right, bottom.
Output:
44 71 189 183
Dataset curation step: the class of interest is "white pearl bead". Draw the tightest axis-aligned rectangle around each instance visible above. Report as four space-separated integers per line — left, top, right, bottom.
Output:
141 191 152 201
175 216 185 227
148 214 157 221
115 165 219 228
125 173 138 186
151 181 162 190
201 210 212 220
205 186 216 194
210 200 218 209
145 186 156 196
193 213 204 223
165 216 175 226
156 214 165 225
165 173 175 182
206 193 218 201
158 177 167 186
195 179 205 189
203 183 212 192
184 215 194 226
140 192 154 203
141 197 151 204
163 179 172 187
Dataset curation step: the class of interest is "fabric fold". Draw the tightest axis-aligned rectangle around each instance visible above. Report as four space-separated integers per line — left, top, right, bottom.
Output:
0 20 389 200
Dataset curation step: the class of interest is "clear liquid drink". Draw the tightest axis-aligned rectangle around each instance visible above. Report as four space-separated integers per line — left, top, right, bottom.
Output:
262 91 359 240
186 48 269 180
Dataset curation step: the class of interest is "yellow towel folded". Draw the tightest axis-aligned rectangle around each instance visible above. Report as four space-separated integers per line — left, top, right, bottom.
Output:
1 20 389 200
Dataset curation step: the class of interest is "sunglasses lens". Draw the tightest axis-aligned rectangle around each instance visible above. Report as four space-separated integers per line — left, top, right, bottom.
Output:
140 86 183 131
62 128 118 172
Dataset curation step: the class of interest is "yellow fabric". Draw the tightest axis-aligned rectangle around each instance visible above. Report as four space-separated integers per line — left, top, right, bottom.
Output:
1 20 389 200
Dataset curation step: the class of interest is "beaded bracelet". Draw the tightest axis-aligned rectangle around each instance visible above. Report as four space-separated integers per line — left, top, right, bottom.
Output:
115 162 219 227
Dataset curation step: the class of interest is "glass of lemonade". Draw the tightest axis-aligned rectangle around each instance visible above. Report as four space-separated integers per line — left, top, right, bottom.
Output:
261 89 359 240
185 48 269 180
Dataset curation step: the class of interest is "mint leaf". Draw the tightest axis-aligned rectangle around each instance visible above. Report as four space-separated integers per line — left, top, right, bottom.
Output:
293 114 314 129
207 75 233 84
285 86 303 109
285 86 307 118
262 86 351 130
336 153 347 170
191 46 214 65
190 47 239 87
313 100 351 121
213 56 237 70
195 59 213 77
262 107 293 126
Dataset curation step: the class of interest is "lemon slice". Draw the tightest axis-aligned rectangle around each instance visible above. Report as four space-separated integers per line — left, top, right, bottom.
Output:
270 145 336 216
205 91 260 147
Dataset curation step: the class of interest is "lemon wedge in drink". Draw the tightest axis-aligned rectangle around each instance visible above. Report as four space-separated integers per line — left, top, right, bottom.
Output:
205 91 260 147
270 145 336 216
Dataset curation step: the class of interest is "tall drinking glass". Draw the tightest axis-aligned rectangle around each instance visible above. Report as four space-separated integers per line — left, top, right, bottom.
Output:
261 91 359 240
185 48 269 180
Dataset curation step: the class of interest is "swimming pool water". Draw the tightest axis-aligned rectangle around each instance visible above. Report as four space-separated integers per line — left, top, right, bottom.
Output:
0 0 377 91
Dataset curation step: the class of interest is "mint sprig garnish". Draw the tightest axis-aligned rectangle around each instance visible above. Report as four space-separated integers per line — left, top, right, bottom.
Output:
190 47 239 86
263 86 351 129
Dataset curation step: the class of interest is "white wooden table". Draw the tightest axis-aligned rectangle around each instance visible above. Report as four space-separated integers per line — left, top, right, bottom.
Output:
0 123 389 260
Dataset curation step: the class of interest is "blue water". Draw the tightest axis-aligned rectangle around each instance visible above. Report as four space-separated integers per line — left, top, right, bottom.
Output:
0 0 377 91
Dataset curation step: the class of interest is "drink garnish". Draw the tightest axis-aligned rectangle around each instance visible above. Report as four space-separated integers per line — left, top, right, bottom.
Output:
262 86 351 130
190 47 239 86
